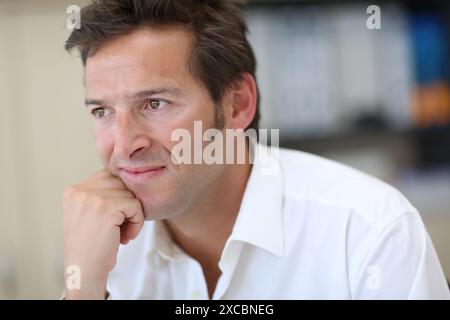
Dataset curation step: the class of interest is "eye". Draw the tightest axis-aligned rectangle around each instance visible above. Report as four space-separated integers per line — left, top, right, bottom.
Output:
91 107 108 119
145 99 168 111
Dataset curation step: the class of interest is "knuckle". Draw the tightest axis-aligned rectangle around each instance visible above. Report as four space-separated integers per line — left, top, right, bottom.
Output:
90 195 108 210
63 185 78 200
76 191 90 203
133 200 142 212
107 212 124 226
124 190 135 197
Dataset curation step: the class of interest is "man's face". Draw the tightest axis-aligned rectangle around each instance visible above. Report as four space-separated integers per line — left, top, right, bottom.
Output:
84 26 225 220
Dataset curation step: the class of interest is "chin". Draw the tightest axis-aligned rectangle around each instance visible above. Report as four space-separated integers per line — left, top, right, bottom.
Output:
140 198 172 221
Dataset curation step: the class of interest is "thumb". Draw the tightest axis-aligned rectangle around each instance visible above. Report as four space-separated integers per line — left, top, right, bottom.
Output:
120 219 144 244
118 198 145 244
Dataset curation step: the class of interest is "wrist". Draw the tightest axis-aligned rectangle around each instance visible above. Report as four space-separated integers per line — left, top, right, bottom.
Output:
65 284 108 300
64 270 108 300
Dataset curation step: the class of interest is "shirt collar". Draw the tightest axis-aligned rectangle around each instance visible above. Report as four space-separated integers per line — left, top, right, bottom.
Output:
227 142 284 257
147 142 284 260
147 219 183 261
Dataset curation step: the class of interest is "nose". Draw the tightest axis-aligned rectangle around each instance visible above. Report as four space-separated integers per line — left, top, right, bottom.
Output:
113 111 151 160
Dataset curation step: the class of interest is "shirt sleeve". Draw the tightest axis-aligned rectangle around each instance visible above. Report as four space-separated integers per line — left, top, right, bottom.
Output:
349 211 450 299
59 290 112 300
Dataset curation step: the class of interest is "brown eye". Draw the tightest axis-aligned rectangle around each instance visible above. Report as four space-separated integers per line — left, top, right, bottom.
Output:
92 108 106 118
146 99 168 111
148 99 161 110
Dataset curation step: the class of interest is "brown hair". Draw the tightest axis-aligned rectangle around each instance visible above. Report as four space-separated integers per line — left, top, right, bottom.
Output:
65 0 260 131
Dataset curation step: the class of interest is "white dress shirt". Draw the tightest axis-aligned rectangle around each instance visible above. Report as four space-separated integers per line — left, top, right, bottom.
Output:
107 144 450 299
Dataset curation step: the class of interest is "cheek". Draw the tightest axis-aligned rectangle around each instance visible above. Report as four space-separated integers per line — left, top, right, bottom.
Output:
94 127 114 164
151 122 185 156
167 102 215 137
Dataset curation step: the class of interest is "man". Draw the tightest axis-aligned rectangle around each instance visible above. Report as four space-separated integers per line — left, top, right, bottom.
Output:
63 0 450 299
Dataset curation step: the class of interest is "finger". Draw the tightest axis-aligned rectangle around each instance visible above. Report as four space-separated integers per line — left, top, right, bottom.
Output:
120 219 144 244
83 177 128 191
117 199 144 243
91 189 136 198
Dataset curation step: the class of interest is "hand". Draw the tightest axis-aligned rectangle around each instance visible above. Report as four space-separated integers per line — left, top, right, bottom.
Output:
63 169 144 299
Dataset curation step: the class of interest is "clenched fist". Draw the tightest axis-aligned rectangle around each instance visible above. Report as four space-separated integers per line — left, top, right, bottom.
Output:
63 169 144 299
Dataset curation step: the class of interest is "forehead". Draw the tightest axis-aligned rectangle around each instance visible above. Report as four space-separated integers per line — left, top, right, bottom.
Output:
84 26 195 97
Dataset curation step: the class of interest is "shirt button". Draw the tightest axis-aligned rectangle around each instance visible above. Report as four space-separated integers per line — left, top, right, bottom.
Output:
189 290 200 300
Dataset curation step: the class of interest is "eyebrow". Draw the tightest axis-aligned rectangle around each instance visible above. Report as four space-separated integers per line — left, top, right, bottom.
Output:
84 87 183 106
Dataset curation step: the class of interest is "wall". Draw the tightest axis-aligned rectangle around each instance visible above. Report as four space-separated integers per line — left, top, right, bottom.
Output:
0 0 98 299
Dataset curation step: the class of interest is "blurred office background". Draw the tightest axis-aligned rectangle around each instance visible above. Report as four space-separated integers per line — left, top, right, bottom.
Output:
0 0 449 299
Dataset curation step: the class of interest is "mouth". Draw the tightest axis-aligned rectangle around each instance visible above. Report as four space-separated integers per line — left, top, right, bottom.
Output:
119 165 166 184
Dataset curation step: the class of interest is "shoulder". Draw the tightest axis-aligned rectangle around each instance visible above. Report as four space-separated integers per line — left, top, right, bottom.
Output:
277 147 418 228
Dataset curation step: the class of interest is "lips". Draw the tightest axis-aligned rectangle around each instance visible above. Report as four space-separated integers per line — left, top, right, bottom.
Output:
122 166 165 174
119 165 166 183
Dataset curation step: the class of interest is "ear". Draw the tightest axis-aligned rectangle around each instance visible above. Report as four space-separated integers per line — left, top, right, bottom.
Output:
223 73 257 130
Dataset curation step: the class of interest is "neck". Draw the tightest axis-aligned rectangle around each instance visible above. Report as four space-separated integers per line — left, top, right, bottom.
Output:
164 161 252 269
